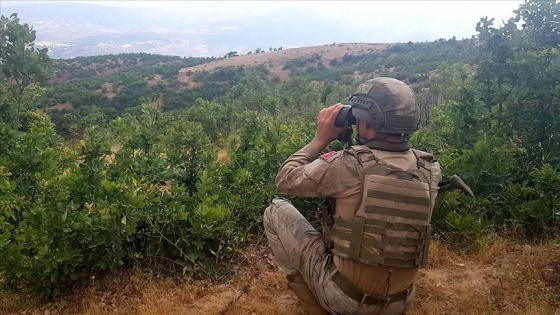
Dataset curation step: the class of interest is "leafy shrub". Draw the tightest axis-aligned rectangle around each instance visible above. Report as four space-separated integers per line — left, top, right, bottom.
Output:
432 191 491 250
0 106 227 295
283 53 322 70
503 166 560 235
0 102 325 296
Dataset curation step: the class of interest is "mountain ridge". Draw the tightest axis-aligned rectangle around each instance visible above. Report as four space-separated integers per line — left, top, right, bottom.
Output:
4 2 433 59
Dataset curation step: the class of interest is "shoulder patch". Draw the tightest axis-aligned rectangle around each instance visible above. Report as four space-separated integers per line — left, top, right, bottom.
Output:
320 151 341 163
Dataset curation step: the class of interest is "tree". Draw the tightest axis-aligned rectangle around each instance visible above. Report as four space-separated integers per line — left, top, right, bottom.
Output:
225 51 238 58
0 13 53 128
515 0 560 50
474 16 518 127
473 0 560 166
1 13 52 94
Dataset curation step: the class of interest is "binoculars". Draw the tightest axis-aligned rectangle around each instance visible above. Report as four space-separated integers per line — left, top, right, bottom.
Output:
334 105 355 143
334 105 355 128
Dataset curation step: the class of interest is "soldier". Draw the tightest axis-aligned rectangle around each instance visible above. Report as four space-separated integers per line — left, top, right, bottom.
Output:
263 77 442 315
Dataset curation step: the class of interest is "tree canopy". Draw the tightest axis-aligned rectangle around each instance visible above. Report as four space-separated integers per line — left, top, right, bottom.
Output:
1 13 53 129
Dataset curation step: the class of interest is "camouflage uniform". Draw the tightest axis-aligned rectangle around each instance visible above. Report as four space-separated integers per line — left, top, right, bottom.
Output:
264 77 442 315
264 141 441 315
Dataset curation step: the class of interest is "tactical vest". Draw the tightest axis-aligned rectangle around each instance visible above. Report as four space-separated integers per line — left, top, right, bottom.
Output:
323 145 437 268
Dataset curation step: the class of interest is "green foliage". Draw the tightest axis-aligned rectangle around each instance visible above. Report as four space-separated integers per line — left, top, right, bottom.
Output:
182 98 230 142
0 13 53 95
0 13 53 130
0 105 223 295
515 0 560 50
424 78 485 149
226 68 279 112
219 111 315 225
474 0 560 166
192 66 249 83
282 53 322 70
504 165 560 234
0 96 319 296
410 1 560 241
442 209 488 250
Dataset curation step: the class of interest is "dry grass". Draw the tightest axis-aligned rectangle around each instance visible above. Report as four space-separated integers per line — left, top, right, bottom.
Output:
146 74 167 87
1 238 559 315
217 148 230 165
411 237 560 315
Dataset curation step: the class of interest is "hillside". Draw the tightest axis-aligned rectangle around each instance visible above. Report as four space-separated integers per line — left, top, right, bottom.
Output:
177 43 390 84
44 38 468 138
51 42 389 86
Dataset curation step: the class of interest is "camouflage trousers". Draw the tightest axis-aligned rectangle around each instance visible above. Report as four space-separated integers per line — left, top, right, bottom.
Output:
263 198 415 315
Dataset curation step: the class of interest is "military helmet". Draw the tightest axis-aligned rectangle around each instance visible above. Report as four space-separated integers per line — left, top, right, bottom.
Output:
349 77 418 135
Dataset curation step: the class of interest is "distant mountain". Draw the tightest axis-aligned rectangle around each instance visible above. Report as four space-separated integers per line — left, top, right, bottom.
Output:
2 3 433 59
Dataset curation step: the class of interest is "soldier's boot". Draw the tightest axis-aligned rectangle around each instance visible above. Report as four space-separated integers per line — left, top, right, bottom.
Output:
287 273 329 315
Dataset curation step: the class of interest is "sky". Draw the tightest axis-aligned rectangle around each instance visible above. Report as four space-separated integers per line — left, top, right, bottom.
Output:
2 0 525 41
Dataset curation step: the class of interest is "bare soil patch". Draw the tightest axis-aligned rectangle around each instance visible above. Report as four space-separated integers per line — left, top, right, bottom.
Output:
52 72 72 84
217 148 230 164
147 74 167 87
2 238 559 315
151 93 164 108
47 102 74 111
95 82 122 100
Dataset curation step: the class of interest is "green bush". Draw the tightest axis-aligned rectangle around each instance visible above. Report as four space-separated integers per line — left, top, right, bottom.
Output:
504 166 560 235
0 103 323 296
0 106 227 295
432 191 492 249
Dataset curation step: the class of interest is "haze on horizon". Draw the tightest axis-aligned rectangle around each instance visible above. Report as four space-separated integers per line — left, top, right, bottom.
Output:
2 0 525 42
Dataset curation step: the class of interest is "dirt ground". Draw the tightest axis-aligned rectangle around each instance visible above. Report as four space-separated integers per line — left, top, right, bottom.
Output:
1 238 559 315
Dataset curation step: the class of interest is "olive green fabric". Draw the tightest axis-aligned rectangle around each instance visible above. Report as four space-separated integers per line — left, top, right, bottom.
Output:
327 146 435 268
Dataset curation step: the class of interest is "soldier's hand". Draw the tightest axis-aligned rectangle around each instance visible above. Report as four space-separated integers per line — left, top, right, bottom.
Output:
312 103 345 151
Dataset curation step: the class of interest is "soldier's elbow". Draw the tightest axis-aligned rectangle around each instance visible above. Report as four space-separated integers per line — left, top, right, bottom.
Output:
275 177 288 193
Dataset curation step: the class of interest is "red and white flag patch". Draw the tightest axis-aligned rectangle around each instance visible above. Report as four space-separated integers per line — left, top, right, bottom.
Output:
320 151 340 163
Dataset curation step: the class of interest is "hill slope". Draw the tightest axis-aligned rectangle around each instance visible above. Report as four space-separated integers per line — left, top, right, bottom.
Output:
177 43 390 83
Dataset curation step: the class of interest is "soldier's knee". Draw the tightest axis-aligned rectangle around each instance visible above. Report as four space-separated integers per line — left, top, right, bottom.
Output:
272 197 290 205
263 198 291 225
263 203 274 227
